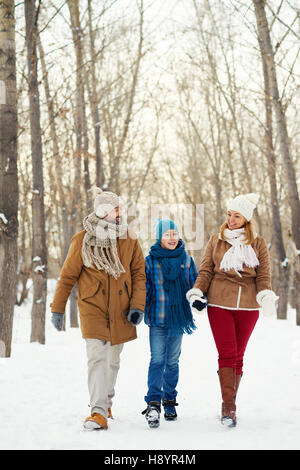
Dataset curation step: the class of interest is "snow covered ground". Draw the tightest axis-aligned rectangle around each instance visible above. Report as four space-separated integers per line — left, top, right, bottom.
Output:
1 280 300 450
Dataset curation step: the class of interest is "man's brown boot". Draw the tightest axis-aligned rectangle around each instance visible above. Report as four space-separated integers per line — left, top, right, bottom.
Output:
218 367 237 427
84 412 108 430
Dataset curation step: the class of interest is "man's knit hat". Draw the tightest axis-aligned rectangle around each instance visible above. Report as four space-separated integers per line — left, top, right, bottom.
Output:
93 186 121 219
155 218 179 242
227 193 259 221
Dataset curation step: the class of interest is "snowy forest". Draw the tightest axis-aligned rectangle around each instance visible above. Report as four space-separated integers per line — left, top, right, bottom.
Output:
2 0 300 357
1 0 300 357
0 0 300 451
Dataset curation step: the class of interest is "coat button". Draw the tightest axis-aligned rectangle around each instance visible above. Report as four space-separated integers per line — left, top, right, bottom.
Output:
119 290 122 295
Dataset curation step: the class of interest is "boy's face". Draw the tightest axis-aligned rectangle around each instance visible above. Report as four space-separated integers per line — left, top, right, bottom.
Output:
160 229 179 250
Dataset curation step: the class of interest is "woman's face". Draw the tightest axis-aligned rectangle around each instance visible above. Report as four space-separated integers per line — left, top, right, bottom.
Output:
227 210 246 230
160 229 179 250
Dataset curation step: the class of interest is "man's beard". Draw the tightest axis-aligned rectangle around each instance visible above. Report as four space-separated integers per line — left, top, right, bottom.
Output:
104 215 122 225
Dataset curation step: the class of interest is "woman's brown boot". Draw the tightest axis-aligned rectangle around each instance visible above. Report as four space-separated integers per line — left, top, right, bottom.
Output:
218 367 237 427
234 373 242 404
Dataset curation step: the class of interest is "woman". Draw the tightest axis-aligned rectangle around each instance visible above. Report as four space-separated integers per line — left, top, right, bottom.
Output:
142 219 199 428
186 193 278 427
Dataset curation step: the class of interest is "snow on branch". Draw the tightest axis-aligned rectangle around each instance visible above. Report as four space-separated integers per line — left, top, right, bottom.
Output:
0 213 8 225
34 265 46 273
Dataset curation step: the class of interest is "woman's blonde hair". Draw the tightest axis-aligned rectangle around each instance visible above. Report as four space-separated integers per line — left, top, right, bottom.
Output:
220 219 257 245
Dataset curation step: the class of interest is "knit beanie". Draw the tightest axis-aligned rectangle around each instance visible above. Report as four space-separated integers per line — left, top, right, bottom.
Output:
155 218 179 242
93 186 121 219
227 193 259 221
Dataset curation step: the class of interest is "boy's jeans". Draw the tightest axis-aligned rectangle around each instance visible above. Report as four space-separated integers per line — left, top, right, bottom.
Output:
145 327 183 403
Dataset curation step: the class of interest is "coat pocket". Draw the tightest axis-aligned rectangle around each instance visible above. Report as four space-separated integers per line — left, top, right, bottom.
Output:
122 310 129 325
124 280 131 300
80 281 102 301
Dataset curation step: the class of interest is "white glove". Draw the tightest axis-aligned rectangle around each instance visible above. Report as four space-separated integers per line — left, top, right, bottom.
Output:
256 289 279 317
186 288 207 315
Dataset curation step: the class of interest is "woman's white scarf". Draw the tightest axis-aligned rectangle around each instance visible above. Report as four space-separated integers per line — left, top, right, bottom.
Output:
219 228 259 277
82 211 127 279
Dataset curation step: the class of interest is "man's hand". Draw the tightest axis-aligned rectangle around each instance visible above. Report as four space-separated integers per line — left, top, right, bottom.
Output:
126 309 144 325
51 312 64 331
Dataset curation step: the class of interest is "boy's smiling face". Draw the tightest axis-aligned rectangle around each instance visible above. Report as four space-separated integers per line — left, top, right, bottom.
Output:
160 229 179 250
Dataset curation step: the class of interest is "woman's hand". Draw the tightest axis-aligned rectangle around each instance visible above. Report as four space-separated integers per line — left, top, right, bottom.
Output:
186 288 208 314
256 290 279 317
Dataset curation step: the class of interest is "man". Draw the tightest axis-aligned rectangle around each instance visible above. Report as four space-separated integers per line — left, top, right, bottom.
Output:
50 187 146 430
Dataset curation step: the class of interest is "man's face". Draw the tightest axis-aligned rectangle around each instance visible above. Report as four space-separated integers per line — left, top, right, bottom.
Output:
104 206 122 224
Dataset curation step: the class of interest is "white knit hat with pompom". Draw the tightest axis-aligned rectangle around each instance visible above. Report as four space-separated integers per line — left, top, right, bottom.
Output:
92 186 121 219
227 193 259 221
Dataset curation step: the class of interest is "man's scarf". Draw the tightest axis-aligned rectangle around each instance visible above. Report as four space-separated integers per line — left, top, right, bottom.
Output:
82 211 127 279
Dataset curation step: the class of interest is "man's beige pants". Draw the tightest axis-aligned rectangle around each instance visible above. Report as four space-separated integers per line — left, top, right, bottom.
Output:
85 338 124 418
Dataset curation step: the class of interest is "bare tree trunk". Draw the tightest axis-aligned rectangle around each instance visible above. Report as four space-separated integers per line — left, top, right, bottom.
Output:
17 165 31 307
287 234 300 325
261 44 289 319
110 0 144 193
68 0 92 215
67 0 89 329
87 0 104 188
67 0 82 239
193 0 253 192
25 0 47 344
38 37 70 261
0 0 18 357
253 0 300 245
253 0 300 321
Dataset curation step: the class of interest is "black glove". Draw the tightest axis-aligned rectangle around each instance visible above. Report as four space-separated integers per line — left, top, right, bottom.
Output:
186 288 207 314
192 296 208 312
51 312 64 331
126 309 144 325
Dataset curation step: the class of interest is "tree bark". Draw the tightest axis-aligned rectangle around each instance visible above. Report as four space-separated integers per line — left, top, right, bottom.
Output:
0 0 18 357
25 0 47 344
38 36 71 262
261 43 289 319
109 0 144 193
253 0 300 247
68 0 92 215
87 0 104 188
253 0 300 320
67 0 91 328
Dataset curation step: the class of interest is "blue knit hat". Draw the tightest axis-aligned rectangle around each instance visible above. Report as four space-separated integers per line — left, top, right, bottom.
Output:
155 218 179 242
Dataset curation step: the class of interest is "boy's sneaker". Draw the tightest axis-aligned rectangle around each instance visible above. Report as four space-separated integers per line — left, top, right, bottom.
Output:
142 401 161 428
162 398 178 421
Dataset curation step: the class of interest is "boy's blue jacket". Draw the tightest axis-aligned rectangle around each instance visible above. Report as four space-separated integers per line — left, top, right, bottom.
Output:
144 243 198 327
